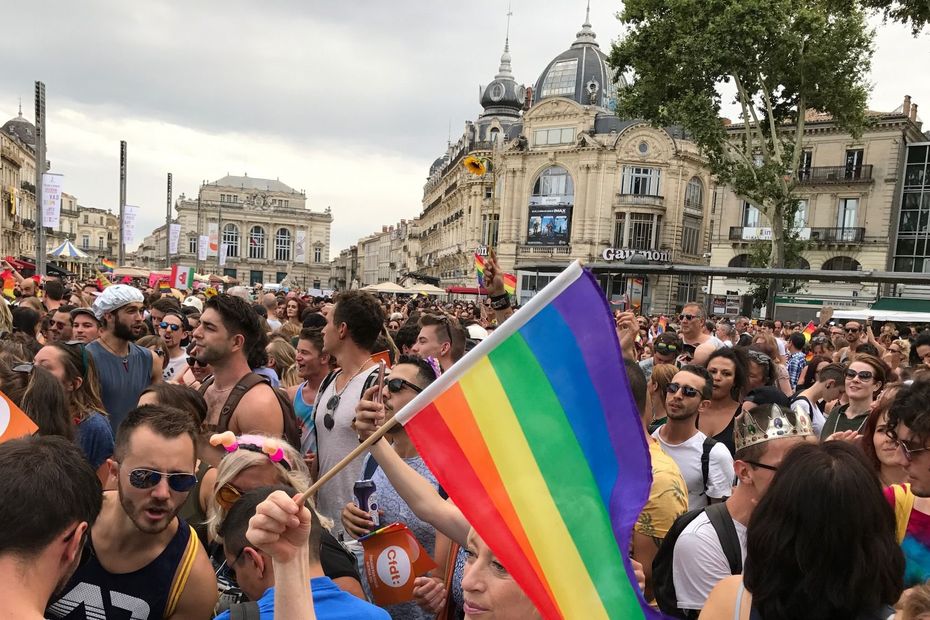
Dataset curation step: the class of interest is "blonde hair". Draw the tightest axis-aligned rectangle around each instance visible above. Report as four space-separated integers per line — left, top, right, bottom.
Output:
901 583 930 620
206 434 312 542
753 332 785 364
266 338 297 382
280 363 300 388
893 338 912 360
649 363 678 405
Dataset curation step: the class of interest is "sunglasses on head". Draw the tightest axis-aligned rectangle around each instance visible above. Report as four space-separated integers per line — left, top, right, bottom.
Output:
666 383 701 397
128 468 197 492
159 322 181 331
845 369 874 381
187 357 208 368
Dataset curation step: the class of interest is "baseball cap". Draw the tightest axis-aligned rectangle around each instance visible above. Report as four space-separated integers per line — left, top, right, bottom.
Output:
70 307 100 324
91 285 144 320
182 296 204 312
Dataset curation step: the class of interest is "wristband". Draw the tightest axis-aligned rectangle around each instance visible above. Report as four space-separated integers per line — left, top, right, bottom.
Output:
491 297 511 310
489 292 509 302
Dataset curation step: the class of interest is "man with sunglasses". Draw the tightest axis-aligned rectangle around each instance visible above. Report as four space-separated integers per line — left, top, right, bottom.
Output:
664 405 811 617
677 304 724 367
652 366 734 510
0 436 101 620
47 405 217 619
640 331 683 381
158 311 190 382
47 304 76 344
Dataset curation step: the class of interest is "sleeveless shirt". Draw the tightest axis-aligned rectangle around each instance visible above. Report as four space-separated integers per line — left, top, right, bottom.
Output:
46 517 200 620
294 380 317 455
87 340 153 432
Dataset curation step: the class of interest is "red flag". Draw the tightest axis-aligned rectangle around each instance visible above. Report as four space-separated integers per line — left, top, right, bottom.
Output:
360 522 437 606
0 391 38 443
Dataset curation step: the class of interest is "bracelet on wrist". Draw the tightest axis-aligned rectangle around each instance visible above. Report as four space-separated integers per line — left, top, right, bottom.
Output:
489 292 509 302
491 297 511 310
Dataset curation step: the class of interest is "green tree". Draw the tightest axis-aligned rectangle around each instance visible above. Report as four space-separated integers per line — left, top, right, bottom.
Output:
858 0 930 33
609 0 873 311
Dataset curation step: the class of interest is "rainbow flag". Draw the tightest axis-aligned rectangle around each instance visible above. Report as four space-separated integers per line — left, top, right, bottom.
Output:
802 320 817 342
396 261 656 619
100 258 116 273
158 280 171 291
475 254 486 287
503 272 517 296
1 269 14 300
656 316 668 335
95 271 112 289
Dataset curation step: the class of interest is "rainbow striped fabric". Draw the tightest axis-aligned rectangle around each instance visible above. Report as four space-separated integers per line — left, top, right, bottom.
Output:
100 258 116 272
503 272 517 296
475 254 486 286
397 261 656 619
802 320 817 342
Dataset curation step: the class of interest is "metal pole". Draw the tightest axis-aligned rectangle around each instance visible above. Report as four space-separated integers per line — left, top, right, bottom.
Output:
34 81 46 279
196 190 202 273
118 141 126 265
217 202 222 273
165 172 172 268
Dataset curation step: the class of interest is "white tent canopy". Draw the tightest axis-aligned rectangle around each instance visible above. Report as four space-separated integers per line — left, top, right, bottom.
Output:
404 283 446 295
361 281 409 294
48 240 90 260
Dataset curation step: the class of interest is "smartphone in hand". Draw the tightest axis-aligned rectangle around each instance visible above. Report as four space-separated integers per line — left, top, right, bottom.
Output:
371 360 386 405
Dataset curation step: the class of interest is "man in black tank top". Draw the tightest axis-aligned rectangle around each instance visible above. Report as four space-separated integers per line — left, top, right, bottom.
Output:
47 405 218 620
0 437 101 620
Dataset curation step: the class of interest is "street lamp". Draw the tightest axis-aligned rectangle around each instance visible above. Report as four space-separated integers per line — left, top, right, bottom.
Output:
626 253 649 313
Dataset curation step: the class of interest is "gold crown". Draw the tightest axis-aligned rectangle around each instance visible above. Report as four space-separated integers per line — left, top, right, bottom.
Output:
734 405 813 453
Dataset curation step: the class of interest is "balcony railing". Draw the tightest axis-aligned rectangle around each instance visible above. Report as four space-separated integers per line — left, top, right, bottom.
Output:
616 193 665 208
518 245 573 255
729 226 865 243
798 165 873 184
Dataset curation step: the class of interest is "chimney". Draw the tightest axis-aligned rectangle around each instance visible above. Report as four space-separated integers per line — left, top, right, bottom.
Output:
911 103 919 122
904 95 912 117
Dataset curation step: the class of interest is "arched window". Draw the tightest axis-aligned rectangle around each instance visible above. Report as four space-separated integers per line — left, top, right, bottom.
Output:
223 224 239 258
787 256 810 270
249 226 265 260
528 166 574 246
822 256 861 271
684 177 704 212
728 254 751 268
275 228 292 262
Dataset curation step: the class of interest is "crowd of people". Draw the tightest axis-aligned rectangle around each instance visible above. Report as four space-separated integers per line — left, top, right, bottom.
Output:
4 251 930 619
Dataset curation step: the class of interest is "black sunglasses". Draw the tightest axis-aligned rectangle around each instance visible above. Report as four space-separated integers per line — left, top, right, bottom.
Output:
128 468 197 492
324 394 340 431
845 327 860 333
387 378 423 394
845 369 874 381
666 383 701 397
187 357 208 368
679 313 699 321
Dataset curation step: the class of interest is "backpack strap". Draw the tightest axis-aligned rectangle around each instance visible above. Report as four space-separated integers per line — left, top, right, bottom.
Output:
705 502 742 575
229 600 262 620
164 525 201 618
216 373 266 433
701 437 717 496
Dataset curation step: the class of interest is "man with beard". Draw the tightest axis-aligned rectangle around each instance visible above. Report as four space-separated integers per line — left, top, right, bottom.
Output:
193 294 285 437
46 405 216 620
0 436 101 620
87 285 162 431
652 366 735 509
47 304 76 344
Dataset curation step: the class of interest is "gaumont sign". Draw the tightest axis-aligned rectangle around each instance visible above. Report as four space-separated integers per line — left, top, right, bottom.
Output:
602 248 672 262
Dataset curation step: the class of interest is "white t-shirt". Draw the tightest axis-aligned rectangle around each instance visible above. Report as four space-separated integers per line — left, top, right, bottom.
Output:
775 337 787 358
652 429 734 509
790 396 826 437
672 510 748 611
162 352 188 382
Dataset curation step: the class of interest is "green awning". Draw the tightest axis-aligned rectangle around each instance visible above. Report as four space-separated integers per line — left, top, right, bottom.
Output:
870 297 930 313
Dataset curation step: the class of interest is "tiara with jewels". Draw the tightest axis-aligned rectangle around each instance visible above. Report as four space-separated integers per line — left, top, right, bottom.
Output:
734 404 813 453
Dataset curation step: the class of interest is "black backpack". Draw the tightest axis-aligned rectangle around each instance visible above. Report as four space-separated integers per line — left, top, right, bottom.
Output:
699 436 718 498
652 502 743 619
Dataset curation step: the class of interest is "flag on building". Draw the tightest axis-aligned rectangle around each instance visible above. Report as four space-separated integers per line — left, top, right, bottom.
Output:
802 320 817 342
170 264 194 290
0 391 38 443
502 272 516 296
394 261 657 620
475 254 486 286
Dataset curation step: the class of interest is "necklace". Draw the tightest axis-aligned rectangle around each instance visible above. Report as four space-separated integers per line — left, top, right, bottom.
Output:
831 405 868 436
325 362 372 413
99 337 130 370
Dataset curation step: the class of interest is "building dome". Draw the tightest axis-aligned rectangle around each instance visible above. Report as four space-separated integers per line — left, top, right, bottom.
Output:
533 7 626 110
1 106 36 148
479 39 525 119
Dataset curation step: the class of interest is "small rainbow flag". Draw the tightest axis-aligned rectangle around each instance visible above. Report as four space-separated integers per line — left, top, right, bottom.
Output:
503 272 516 296
1 270 14 300
396 262 656 619
802 320 817 342
158 280 171 291
475 254 486 287
95 271 112 289
100 258 116 273
656 316 668 335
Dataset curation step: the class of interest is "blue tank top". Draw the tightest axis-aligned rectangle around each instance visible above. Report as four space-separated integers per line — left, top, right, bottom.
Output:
46 516 199 620
87 340 153 432
294 381 317 455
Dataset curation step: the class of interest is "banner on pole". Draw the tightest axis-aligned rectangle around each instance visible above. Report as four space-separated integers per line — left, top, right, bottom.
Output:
219 243 229 267
198 235 208 261
168 223 181 255
207 222 219 257
122 205 139 245
41 173 63 229
295 229 307 263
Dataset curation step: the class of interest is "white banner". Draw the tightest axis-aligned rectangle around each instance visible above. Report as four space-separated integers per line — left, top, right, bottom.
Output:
198 235 208 261
207 222 219 257
295 229 307 263
42 173 63 229
122 205 139 245
168 223 181 255
219 243 229 267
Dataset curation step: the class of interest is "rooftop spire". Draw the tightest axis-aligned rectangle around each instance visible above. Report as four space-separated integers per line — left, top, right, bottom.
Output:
17 97 22 118
574 0 598 47
496 3 514 79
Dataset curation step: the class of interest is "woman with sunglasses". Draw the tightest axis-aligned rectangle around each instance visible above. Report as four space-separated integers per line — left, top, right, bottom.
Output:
34 342 114 484
206 434 366 603
884 338 911 382
176 343 213 389
820 354 887 441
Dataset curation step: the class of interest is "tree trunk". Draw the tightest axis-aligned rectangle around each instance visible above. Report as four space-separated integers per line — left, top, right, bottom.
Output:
765 202 787 318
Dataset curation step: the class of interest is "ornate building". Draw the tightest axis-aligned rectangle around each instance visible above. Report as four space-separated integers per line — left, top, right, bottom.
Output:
174 175 332 288
416 10 713 313
1 108 39 261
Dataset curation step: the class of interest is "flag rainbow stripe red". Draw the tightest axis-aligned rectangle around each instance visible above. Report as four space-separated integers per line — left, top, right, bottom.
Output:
398 262 656 619
475 254 486 286
802 320 817 342
503 272 517 296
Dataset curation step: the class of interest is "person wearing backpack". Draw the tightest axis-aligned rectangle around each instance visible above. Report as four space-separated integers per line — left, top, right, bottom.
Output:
192 295 290 441
653 404 812 618
651 365 735 510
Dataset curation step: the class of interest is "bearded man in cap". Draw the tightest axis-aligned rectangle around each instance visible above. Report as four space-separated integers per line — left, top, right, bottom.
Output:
87 285 162 431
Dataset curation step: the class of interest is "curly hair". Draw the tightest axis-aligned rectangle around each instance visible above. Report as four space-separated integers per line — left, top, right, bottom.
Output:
332 290 385 352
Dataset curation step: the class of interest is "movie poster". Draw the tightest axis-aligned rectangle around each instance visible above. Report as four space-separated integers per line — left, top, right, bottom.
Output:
526 205 572 246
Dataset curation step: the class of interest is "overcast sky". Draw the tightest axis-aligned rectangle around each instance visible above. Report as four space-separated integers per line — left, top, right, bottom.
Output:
2 1 927 255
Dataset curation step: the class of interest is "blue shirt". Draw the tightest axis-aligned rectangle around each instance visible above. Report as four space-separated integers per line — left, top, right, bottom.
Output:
215 576 389 620
786 351 807 390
